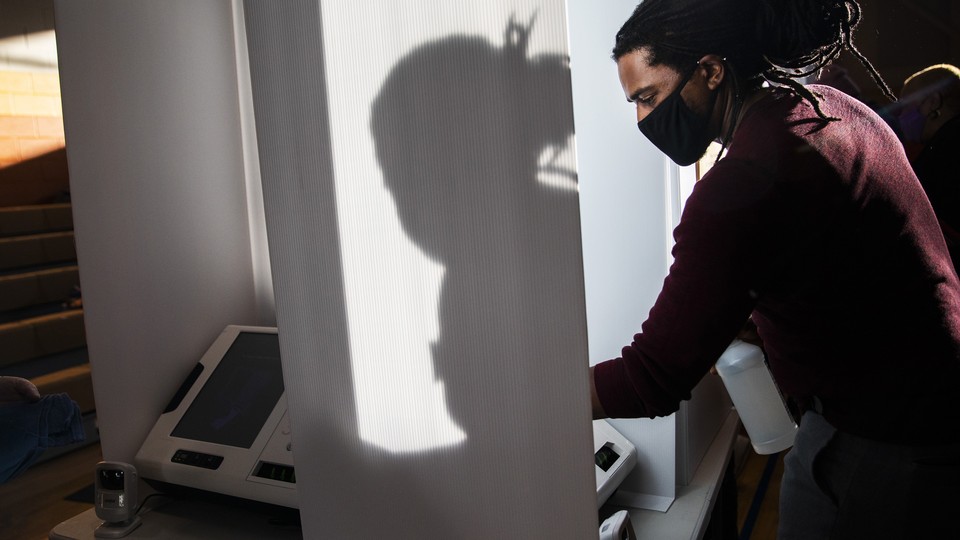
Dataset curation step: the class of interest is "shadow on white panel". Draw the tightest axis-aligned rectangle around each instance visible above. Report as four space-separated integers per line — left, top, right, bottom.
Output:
334 16 579 456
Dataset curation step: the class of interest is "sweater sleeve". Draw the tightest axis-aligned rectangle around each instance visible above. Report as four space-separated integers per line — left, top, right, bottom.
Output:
593 159 777 418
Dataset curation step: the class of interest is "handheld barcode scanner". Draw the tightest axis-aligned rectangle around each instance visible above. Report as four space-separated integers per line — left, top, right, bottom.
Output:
94 462 142 538
599 510 636 540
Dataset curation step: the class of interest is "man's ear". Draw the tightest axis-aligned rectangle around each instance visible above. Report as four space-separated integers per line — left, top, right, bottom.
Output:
923 91 943 119
697 54 726 91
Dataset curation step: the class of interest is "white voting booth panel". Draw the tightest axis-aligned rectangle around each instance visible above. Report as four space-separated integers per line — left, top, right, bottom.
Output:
53 0 275 464
244 1 597 538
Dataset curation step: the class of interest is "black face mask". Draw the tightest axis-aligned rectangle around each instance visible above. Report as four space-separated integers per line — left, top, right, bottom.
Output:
637 68 718 166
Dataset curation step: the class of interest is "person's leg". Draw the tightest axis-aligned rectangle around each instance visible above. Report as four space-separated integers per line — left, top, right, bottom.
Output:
828 438 960 538
820 432 960 538
812 429 903 539
784 412 960 539
777 411 837 539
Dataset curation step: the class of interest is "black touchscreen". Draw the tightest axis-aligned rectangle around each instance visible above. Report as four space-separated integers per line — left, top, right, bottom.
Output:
171 332 284 448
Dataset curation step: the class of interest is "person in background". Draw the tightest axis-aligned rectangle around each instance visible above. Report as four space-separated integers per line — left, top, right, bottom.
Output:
815 62 901 135
0 376 41 404
1 376 84 484
588 0 960 538
898 64 960 271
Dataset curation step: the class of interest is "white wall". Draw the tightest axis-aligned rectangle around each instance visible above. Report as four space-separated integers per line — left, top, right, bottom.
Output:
53 0 273 462
244 0 596 537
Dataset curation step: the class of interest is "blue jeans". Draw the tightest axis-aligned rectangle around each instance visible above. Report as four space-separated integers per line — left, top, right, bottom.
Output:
778 411 960 539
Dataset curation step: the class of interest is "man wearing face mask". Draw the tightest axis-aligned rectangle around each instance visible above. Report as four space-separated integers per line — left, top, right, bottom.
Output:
588 1 960 538
898 64 960 271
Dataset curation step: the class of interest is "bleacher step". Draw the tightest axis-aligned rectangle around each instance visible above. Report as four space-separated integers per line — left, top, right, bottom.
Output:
0 264 79 311
0 309 85 367
0 230 76 272
0 203 73 237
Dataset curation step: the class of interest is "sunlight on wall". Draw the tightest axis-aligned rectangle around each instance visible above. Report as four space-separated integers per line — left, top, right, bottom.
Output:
536 133 579 192
338 185 467 453
324 12 471 451
321 2 576 455
0 30 58 72
0 58 67 206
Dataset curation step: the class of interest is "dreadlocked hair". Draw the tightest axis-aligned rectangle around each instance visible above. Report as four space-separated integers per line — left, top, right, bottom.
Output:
613 0 895 122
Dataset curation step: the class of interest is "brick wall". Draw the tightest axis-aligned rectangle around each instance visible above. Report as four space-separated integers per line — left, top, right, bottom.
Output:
0 70 68 206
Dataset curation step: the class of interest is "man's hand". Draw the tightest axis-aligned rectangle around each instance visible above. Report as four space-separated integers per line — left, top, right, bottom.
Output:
737 317 763 349
0 376 41 404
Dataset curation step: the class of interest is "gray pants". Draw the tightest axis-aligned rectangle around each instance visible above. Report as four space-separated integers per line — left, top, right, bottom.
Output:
778 411 960 539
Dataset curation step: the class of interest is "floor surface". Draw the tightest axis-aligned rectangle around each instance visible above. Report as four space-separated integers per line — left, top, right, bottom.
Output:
0 441 785 540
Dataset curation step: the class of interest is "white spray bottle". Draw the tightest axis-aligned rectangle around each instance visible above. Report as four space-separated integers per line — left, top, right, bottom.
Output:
714 340 797 454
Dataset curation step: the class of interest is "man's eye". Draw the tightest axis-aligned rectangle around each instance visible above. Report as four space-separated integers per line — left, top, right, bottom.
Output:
637 95 654 105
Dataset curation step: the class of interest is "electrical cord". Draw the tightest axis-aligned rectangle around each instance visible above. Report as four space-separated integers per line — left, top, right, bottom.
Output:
134 492 177 516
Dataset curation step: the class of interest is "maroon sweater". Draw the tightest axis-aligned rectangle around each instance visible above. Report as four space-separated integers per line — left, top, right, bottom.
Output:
593 85 960 444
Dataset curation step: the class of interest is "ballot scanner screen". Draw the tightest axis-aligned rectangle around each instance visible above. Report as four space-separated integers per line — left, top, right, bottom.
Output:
170 332 284 448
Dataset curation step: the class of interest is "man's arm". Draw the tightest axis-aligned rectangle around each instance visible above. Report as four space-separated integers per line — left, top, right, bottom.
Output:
589 366 607 419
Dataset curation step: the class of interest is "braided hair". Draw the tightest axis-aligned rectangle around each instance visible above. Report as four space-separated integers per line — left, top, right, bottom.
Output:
612 0 895 121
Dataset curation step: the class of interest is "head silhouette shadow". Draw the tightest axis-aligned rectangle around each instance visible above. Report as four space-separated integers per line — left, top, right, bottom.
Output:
369 17 582 451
